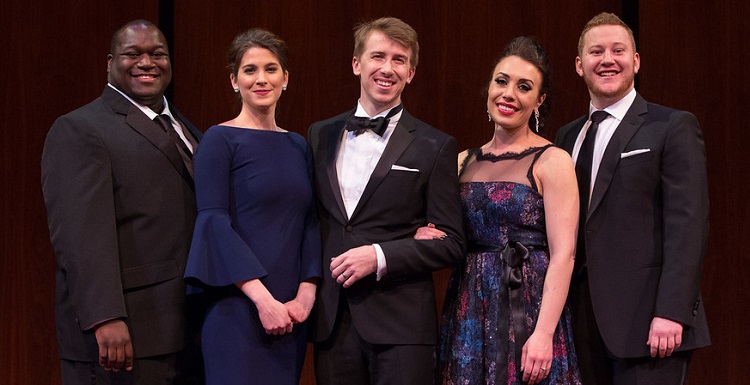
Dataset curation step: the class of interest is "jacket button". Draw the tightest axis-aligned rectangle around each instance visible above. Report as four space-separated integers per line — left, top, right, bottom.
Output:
345 225 353 232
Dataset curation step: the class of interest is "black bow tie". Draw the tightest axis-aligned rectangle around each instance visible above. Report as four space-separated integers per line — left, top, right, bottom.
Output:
346 104 403 136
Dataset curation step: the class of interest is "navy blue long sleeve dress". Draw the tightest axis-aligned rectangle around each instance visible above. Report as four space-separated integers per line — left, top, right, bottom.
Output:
185 125 322 385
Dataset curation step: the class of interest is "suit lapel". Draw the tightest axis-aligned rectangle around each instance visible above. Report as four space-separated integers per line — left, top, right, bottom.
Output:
171 105 202 145
323 116 349 224
588 94 648 218
349 111 415 220
560 116 587 153
101 87 195 189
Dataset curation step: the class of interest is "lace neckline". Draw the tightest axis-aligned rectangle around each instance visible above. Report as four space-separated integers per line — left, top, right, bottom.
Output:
474 144 553 162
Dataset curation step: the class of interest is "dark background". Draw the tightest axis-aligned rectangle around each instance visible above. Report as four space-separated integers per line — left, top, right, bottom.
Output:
2 0 746 383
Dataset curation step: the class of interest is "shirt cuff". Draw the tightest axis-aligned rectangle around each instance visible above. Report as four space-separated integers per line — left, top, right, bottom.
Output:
374 243 387 281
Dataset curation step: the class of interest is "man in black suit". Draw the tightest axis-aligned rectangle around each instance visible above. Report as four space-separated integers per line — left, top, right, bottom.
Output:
555 12 710 385
42 20 202 384
308 17 464 385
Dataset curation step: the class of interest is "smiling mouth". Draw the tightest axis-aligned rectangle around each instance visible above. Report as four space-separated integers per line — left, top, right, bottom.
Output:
134 74 158 80
598 71 619 77
376 79 394 87
497 104 517 114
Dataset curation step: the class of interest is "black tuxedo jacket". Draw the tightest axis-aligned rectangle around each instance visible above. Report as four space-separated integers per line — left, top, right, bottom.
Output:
42 86 202 360
556 93 710 358
308 109 464 345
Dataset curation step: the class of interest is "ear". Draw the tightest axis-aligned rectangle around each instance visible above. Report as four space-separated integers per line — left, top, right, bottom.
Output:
230 73 238 89
633 52 641 74
283 70 289 88
406 66 416 84
352 56 361 76
107 54 113 74
537 93 547 108
575 56 584 77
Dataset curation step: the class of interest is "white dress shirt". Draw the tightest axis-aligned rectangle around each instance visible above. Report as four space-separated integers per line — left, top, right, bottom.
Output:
336 102 403 280
572 88 637 205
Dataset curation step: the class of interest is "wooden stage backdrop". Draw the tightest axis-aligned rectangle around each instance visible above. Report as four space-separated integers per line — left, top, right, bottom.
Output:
2 0 746 383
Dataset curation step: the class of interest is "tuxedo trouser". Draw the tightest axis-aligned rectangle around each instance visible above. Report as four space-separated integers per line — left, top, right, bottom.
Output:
570 274 692 385
60 354 177 385
313 298 435 385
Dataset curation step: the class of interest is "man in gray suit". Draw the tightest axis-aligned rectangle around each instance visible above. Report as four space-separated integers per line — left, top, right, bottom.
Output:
556 12 710 385
42 20 202 384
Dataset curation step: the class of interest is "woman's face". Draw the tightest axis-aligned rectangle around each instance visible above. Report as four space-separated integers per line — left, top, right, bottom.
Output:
486 55 545 132
231 47 288 112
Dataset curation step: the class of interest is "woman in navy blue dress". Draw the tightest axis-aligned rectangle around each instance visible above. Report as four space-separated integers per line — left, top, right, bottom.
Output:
185 29 321 385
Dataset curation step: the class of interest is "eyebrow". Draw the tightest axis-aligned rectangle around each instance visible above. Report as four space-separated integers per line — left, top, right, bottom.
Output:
496 71 536 85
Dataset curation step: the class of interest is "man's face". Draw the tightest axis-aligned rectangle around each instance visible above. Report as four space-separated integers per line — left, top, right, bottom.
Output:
576 24 640 109
352 30 415 116
107 24 171 111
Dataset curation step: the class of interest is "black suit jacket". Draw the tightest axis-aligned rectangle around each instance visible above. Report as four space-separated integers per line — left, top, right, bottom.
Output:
308 109 464 345
556 93 710 358
42 86 202 360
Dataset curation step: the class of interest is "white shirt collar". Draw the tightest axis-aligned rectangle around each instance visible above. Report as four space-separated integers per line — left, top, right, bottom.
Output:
354 101 403 121
107 83 175 122
589 88 637 122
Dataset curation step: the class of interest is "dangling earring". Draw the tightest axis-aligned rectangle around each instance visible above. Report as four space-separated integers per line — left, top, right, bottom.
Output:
487 110 491 122
233 87 239 93
282 84 287 91
533 109 540 133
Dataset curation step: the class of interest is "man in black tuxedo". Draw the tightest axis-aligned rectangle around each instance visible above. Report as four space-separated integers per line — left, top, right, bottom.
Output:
42 20 202 384
555 12 710 385
308 17 464 385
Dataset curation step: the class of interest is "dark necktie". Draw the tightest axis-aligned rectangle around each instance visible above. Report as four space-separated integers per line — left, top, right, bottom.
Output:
574 110 609 272
154 114 194 176
345 104 403 136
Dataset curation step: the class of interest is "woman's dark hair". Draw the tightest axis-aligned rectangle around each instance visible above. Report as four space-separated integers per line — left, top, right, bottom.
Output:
227 28 289 77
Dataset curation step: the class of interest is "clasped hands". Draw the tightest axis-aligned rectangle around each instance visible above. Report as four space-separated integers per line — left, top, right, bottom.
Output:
256 296 313 335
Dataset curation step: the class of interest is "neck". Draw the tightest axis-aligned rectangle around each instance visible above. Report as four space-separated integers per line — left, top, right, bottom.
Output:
236 106 278 130
590 87 633 110
359 98 401 117
485 124 534 153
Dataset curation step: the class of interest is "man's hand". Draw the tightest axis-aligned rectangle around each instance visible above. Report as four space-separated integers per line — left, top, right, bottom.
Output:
647 316 683 357
330 245 377 288
94 319 133 371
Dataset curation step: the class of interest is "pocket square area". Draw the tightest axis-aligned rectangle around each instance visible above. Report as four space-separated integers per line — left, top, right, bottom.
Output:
621 149 651 158
391 164 420 172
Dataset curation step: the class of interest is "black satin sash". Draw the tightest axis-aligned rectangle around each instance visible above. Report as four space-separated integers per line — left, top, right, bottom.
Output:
468 241 529 385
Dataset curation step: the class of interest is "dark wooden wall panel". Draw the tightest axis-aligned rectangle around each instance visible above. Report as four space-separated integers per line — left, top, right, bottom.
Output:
640 2 750 383
1 1 157 384
4 1 744 384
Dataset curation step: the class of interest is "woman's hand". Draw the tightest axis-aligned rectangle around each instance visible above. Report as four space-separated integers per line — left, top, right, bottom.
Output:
237 279 293 335
256 296 294 335
521 330 553 384
413 223 447 240
285 281 317 323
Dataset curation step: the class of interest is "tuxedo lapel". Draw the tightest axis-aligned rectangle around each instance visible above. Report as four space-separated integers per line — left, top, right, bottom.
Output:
350 112 415 220
323 117 349 224
102 87 194 189
588 95 648 218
